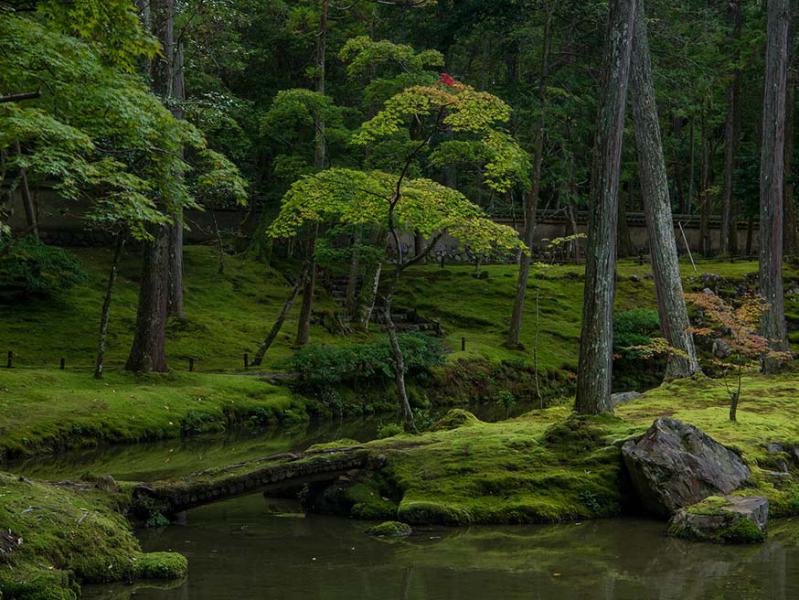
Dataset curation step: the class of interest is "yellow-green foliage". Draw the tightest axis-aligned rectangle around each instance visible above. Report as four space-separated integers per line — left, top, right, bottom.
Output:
0 473 185 599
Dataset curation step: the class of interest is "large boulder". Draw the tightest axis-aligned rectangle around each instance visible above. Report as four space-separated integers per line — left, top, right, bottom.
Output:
668 496 768 544
622 418 750 517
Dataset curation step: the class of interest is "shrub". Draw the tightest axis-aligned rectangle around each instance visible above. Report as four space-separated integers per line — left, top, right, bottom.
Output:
293 333 446 387
613 308 661 358
0 237 86 300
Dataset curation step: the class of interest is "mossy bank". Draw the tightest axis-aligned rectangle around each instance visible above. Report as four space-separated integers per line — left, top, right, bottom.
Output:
0 473 185 600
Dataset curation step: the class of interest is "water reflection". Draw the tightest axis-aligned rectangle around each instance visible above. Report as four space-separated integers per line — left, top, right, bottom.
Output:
83 494 799 600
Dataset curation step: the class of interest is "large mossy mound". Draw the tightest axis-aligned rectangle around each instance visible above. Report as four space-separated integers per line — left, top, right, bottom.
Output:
0 473 186 600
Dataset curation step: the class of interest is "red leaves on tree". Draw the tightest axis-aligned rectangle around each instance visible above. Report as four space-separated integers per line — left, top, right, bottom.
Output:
439 72 456 87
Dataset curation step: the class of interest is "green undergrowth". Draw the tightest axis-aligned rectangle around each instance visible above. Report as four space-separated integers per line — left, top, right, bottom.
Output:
0 369 308 461
0 473 186 600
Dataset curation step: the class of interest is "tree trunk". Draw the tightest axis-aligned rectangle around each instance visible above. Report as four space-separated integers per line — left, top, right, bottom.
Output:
252 269 307 367
384 270 415 431
699 116 713 257
345 227 362 317
126 224 170 372
785 19 798 256
295 0 329 346
94 236 125 379
575 0 637 415
760 0 792 372
14 142 38 241
630 0 700 379
506 4 552 349
722 0 743 257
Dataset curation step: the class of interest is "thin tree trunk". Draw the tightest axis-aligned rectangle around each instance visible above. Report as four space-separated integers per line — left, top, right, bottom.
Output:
361 261 382 331
126 224 170 372
345 227 362 317
575 0 637 415
95 235 125 379
506 4 552 348
14 142 38 241
630 0 700 379
760 0 792 372
688 119 696 214
699 115 713 257
296 0 329 346
384 277 415 431
252 268 307 367
722 0 743 257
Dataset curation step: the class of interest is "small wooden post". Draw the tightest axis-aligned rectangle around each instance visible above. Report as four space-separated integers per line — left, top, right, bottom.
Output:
59 358 65 370
6 351 12 368
461 337 466 352
244 353 249 369
189 358 195 372
440 255 446 269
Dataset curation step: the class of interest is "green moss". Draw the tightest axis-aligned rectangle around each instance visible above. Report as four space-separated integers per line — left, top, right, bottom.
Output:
306 439 362 452
432 409 481 431
0 369 308 460
720 517 766 544
132 552 188 580
0 473 185 599
365 521 412 537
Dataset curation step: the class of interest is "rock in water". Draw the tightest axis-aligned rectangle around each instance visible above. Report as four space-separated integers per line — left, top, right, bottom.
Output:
365 521 413 538
668 496 768 544
622 418 750 517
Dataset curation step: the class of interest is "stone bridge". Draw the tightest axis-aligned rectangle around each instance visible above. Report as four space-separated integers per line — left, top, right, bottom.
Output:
130 445 381 519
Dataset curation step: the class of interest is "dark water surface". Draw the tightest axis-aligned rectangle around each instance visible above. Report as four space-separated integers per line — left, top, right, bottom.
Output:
83 493 799 600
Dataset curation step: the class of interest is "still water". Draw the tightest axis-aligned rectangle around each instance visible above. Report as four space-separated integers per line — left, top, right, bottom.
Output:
83 493 799 600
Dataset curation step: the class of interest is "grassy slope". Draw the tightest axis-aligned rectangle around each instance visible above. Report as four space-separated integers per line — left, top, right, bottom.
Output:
0 370 308 460
0 473 186 600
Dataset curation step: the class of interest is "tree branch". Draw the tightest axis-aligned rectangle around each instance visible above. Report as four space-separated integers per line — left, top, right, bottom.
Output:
0 91 40 104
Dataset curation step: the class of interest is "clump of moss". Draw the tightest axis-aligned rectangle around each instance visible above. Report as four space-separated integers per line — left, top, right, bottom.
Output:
306 439 362 452
0 473 186 599
365 521 412 538
432 409 481 431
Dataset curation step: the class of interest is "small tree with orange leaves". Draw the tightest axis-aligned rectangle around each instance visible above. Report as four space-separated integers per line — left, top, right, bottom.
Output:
686 290 791 422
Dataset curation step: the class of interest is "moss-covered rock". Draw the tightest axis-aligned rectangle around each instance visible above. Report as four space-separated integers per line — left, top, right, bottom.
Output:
667 496 768 544
365 521 413 537
431 409 481 431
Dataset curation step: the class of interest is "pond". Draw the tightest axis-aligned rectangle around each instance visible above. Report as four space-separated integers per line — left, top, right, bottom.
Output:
81 493 799 600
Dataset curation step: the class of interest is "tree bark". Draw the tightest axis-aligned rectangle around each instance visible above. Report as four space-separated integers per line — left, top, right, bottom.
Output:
722 0 743 257
252 268 307 367
95 236 125 379
630 0 700 379
760 0 792 372
383 272 415 431
575 0 637 415
14 142 38 241
506 4 552 349
785 17 798 256
295 0 329 346
126 224 170 372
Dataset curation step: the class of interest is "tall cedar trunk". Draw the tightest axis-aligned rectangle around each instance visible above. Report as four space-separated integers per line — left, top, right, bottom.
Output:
14 142 38 240
296 0 329 346
506 5 552 348
673 117 686 214
252 269 307 367
699 116 713 257
630 0 700 379
760 0 792 372
722 0 743 257
149 0 185 319
95 236 125 379
575 0 637 415
126 224 170 372
127 0 176 371
785 20 798 256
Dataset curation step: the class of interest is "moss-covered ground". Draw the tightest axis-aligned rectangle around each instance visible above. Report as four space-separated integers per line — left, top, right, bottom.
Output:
0 369 308 461
0 473 186 600
309 372 799 525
